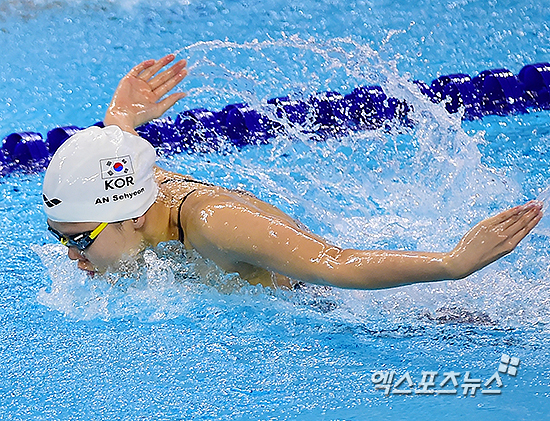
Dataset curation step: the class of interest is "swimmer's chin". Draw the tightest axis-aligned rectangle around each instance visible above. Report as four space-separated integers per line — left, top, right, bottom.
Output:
77 262 100 278
76 259 110 278
76 252 144 278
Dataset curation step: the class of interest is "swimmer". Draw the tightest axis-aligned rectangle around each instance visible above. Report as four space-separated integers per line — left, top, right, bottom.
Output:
43 54 543 289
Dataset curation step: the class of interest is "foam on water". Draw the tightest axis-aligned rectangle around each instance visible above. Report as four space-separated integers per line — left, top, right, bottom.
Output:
33 242 252 321
3 2 550 418
25 38 550 330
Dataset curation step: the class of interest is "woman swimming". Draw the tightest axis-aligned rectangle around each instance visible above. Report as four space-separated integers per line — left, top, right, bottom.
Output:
43 54 543 289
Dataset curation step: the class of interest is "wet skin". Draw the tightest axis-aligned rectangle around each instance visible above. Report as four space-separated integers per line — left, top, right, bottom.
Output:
49 166 544 290
47 219 146 275
48 54 545 290
48 167 298 288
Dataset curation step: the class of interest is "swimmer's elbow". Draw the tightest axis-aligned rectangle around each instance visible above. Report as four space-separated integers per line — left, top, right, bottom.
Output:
304 248 450 290
299 248 380 289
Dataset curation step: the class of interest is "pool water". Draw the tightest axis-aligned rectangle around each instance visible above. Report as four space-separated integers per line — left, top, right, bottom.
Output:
1 1 550 420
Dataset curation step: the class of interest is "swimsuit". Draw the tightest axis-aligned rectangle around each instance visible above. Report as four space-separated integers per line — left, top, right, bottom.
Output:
161 177 214 243
176 189 197 242
160 176 255 243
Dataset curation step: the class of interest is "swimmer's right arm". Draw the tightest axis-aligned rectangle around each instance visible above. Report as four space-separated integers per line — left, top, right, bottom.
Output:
183 196 543 290
103 55 188 134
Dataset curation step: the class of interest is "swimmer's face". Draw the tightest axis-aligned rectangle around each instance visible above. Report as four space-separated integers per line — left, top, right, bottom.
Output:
47 220 146 275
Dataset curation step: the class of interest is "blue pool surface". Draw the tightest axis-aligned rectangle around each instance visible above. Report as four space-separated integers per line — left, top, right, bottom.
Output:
1 1 550 420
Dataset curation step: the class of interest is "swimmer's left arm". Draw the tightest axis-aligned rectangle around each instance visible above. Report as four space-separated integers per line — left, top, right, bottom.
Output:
184 197 542 290
104 55 188 135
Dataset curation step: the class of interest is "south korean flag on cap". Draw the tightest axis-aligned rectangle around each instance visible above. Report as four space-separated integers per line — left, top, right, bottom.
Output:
100 155 135 179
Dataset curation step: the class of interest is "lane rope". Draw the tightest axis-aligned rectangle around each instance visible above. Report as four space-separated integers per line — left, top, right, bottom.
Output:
2 62 549 173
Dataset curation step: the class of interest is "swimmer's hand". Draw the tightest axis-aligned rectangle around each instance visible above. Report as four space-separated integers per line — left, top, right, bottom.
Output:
444 201 543 279
104 55 188 134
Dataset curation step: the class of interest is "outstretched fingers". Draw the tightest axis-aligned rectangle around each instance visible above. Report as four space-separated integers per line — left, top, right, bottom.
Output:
481 202 544 260
447 201 543 279
149 59 187 91
128 55 187 104
127 59 157 78
153 67 188 99
156 92 188 116
491 201 533 225
499 201 543 234
137 54 176 81
486 201 541 235
505 205 543 249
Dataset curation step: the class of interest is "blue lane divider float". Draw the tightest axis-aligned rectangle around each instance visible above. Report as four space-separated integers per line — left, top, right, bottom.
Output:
2 62 550 174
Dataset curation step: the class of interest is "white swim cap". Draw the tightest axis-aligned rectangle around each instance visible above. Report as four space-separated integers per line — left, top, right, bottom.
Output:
42 125 158 223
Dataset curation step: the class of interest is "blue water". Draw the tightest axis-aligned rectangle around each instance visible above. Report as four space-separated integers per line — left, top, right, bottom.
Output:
1 1 550 420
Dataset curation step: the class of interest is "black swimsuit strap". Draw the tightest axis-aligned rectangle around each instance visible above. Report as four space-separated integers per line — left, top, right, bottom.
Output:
162 176 248 243
161 177 214 187
160 177 208 243
176 189 197 243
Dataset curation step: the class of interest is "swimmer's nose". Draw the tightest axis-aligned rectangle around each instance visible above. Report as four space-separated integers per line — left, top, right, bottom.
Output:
67 247 83 261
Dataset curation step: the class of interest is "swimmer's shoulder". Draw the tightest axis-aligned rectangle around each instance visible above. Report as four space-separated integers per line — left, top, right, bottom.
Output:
154 167 298 228
154 166 197 184
154 166 220 195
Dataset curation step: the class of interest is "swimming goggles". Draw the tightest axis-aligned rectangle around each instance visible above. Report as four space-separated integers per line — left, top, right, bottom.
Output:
48 222 108 251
